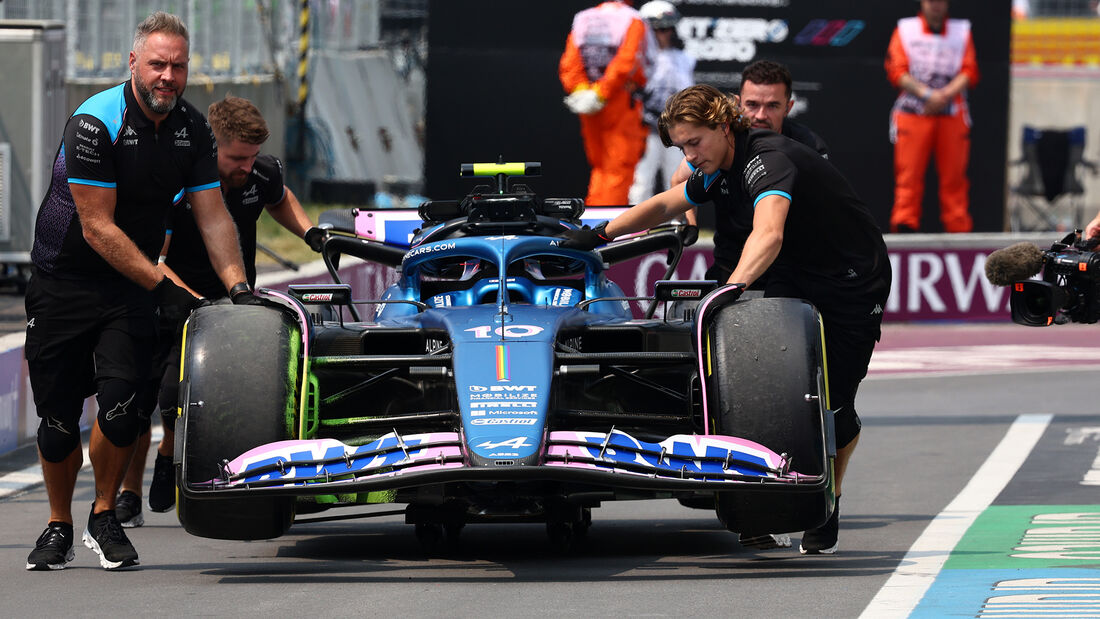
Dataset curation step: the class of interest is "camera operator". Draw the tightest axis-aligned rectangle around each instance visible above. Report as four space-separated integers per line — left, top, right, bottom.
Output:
1083 210 1100 242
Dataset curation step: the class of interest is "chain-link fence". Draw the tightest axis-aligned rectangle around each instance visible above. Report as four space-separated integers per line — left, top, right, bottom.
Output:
0 0 411 80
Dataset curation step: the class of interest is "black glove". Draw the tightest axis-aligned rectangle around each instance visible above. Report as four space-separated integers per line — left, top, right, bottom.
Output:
682 224 699 247
229 282 267 306
304 226 328 253
561 222 612 251
721 283 747 303
153 277 201 321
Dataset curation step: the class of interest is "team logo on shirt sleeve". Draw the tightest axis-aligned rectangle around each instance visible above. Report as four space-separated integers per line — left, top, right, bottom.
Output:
745 155 767 187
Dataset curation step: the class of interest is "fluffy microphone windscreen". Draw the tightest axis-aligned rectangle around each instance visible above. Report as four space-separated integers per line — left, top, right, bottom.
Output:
985 242 1045 286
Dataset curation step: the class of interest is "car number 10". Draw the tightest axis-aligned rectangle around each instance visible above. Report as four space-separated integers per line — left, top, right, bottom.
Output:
465 325 545 339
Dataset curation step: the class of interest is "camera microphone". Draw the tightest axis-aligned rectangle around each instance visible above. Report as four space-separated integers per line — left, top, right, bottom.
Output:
985 242 1046 286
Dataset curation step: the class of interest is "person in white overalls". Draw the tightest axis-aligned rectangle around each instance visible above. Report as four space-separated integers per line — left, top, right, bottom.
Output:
628 1 695 205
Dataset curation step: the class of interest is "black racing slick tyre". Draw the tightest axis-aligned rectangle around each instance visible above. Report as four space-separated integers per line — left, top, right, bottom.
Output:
176 305 298 540
701 296 834 535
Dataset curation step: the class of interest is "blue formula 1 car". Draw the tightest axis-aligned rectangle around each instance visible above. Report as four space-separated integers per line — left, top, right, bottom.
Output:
174 162 835 547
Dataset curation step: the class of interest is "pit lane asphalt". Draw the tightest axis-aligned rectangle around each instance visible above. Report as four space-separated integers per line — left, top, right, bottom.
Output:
3 321 1099 616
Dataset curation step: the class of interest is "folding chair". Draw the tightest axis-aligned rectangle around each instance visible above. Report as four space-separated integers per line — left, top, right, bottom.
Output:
1009 126 1099 232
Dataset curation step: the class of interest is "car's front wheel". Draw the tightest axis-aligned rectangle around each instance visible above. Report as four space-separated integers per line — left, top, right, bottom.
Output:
176 304 298 540
699 294 834 535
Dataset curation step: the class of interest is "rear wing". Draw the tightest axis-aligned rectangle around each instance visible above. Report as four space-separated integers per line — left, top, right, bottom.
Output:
317 206 632 250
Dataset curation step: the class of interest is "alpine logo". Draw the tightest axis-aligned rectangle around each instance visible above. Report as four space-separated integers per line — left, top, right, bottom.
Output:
174 127 190 147
794 19 865 47
476 437 530 450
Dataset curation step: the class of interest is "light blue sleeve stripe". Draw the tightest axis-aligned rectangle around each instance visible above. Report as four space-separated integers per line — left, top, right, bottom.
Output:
187 181 221 193
753 190 791 208
68 178 116 188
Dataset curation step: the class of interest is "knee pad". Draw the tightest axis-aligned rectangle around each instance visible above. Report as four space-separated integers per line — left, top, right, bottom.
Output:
135 378 158 436
137 413 151 436
96 378 141 447
37 417 81 463
834 405 862 449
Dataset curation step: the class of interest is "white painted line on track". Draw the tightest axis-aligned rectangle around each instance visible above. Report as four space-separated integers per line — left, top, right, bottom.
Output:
0 429 163 500
859 413 1052 619
868 345 1100 378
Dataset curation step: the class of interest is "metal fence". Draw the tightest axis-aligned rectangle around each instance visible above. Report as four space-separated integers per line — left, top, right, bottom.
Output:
0 0 404 79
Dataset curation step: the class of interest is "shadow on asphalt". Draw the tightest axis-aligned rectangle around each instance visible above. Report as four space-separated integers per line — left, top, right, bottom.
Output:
169 516 906 582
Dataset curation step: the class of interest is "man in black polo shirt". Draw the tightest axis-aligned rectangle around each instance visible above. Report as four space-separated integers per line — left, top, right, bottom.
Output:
565 84 890 555
670 60 831 285
24 12 265 571
114 96 318 523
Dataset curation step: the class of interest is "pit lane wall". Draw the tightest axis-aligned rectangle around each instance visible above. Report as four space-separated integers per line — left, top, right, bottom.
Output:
611 233 1034 322
0 232 1056 458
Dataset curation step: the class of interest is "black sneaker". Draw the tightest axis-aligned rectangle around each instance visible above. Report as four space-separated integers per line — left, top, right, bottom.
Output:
738 533 792 550
800 497 840 555
26 522 75 571
149 453 176 513
82 506 139 569
115 490 144 528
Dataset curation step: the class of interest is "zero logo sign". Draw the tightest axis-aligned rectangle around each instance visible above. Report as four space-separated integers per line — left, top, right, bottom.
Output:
677 17 789 62
465 325 545 339
793 19 865 47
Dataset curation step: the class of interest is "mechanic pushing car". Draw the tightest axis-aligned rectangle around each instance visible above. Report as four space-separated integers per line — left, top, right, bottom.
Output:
670 59 831 289
114 95 323 528
563 84 892 555
23 12 266 571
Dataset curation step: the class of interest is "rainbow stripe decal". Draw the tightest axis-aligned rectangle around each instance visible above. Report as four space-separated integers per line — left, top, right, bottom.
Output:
496 345 510 381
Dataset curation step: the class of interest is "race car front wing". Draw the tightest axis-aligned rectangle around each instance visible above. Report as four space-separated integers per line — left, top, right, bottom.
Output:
180 428 827 499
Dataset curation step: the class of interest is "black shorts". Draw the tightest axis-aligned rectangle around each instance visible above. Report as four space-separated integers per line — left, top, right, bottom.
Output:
155 312 184 415
24 270 157 423
157 297 230 417
764 266 890 410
